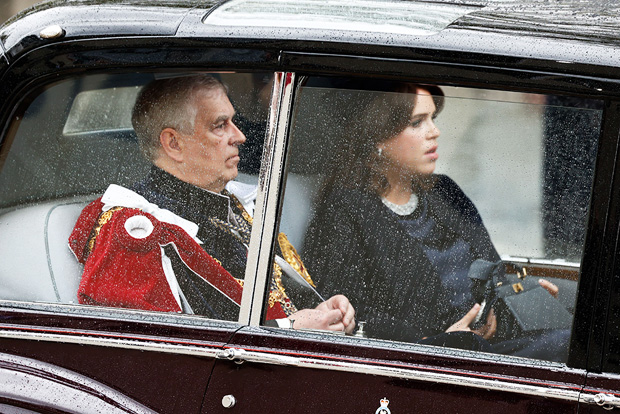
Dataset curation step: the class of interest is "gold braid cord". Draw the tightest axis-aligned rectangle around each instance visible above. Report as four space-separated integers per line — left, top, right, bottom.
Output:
230 194 298 315
231 195 254 226
277 233 316 288
269 263 297 315
85 206 124 258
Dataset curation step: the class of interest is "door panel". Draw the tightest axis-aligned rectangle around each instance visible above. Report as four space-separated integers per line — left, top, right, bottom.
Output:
0 332 222 413
204 328 583 413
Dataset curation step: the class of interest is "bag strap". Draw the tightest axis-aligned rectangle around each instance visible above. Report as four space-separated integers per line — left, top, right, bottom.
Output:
468 258 503 282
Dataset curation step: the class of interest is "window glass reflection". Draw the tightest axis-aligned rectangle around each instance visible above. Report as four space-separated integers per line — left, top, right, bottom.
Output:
276 78 602 363
0 72 271 324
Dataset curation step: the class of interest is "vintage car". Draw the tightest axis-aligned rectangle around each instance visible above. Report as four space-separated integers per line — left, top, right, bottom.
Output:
1 0 620 412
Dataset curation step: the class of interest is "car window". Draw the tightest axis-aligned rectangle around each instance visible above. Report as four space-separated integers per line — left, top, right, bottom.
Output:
0 71 272 324
269 76 603 363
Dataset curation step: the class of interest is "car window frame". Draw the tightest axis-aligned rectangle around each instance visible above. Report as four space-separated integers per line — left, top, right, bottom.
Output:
0 44 284 334
251 58 620 374
0 38 619 375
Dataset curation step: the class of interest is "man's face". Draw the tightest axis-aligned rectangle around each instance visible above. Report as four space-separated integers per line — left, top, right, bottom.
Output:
177 88 246 192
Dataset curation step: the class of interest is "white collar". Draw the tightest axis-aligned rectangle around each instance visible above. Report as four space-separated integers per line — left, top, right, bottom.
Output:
381 193 419 216
101 184 202 243
225 181 257 217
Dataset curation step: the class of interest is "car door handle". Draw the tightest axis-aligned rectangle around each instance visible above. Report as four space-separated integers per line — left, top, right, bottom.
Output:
216 348 248 364
581 393 620 410
216 347 300 366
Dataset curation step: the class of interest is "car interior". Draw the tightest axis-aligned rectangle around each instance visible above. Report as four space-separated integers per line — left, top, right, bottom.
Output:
0 70 601 361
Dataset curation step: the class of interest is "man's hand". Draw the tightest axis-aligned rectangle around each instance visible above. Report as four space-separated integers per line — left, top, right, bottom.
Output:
290 295 356 334
317 294 356 334
445 304 496 340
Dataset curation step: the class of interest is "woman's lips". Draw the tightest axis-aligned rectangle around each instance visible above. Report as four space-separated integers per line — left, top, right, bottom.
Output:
425 146 439 160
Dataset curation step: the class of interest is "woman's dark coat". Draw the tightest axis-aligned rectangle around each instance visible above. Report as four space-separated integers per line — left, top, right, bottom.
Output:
303 174 499 342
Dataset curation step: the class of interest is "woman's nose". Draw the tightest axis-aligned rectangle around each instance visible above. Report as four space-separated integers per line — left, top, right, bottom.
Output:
428 120 440 139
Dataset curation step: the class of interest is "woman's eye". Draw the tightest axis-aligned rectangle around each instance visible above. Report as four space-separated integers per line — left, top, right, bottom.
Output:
411 120 422 128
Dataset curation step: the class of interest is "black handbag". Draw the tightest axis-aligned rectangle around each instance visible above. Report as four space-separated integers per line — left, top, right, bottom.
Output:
468 259 572 340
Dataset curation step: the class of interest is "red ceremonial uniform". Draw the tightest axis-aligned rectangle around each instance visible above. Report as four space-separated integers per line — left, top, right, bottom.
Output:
68 197 288 320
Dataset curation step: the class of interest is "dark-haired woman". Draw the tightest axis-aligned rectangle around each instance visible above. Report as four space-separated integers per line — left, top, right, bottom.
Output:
303 84 564 359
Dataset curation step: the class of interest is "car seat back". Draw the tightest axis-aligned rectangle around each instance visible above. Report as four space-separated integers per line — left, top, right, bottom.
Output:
0 198 90 303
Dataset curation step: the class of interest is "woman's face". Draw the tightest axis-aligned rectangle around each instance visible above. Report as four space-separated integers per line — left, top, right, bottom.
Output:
378 88 440 177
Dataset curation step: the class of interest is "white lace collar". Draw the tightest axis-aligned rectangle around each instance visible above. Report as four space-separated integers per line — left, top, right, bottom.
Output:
381 193 419 216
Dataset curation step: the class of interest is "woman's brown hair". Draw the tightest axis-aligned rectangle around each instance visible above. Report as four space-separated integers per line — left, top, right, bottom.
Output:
317 82 444 201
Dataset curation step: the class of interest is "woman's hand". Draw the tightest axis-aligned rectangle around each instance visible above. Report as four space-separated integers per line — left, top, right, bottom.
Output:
446 304 496 340
473 308 496 340
290 295 356 334
538 279 559 298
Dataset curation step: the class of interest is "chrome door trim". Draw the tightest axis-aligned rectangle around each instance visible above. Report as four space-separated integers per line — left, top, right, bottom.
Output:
0 328 223 358
240 71 296 326
580 392 620 409
0 326 584 405
0 328 583 403
216 346 582 402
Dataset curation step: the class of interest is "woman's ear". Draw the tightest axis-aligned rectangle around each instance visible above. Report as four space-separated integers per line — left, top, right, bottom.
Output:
376 145 384 157
159 128 184 162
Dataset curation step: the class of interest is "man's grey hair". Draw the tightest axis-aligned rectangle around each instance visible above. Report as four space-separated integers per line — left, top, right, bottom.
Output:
131 74 228 161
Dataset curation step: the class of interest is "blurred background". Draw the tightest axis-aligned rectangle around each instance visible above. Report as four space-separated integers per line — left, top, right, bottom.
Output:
1 0 42 25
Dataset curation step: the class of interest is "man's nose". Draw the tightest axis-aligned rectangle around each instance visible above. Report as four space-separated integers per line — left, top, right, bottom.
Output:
231 121 246 146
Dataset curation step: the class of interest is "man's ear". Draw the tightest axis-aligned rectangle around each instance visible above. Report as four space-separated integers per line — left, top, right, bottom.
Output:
159 128 184 162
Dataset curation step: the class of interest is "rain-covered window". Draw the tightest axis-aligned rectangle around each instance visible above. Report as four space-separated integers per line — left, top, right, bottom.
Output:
271 77 603 363
0 72 273 324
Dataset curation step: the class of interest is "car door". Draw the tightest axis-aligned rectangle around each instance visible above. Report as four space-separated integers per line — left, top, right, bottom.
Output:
0 29 285 410
202 61 616 411
579 138 620 413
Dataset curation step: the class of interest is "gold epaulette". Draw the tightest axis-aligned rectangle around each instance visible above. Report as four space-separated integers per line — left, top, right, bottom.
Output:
277 233 316 288
230 191 316 288
84 206 124 259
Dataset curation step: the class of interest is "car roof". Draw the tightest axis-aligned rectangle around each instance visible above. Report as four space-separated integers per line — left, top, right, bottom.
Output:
2 0 620 72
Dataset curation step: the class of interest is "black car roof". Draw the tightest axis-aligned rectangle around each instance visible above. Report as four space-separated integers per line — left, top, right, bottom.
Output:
2 0 620 71
0 0 209 58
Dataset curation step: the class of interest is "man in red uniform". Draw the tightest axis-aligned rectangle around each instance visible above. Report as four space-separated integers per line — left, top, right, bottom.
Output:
69 74 355 333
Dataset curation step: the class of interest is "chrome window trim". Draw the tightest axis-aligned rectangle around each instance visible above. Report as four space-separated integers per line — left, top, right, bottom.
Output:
0 328 583 403
0 300 241 331
203 0 479 36
241 72 296 326
501 255 581 269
